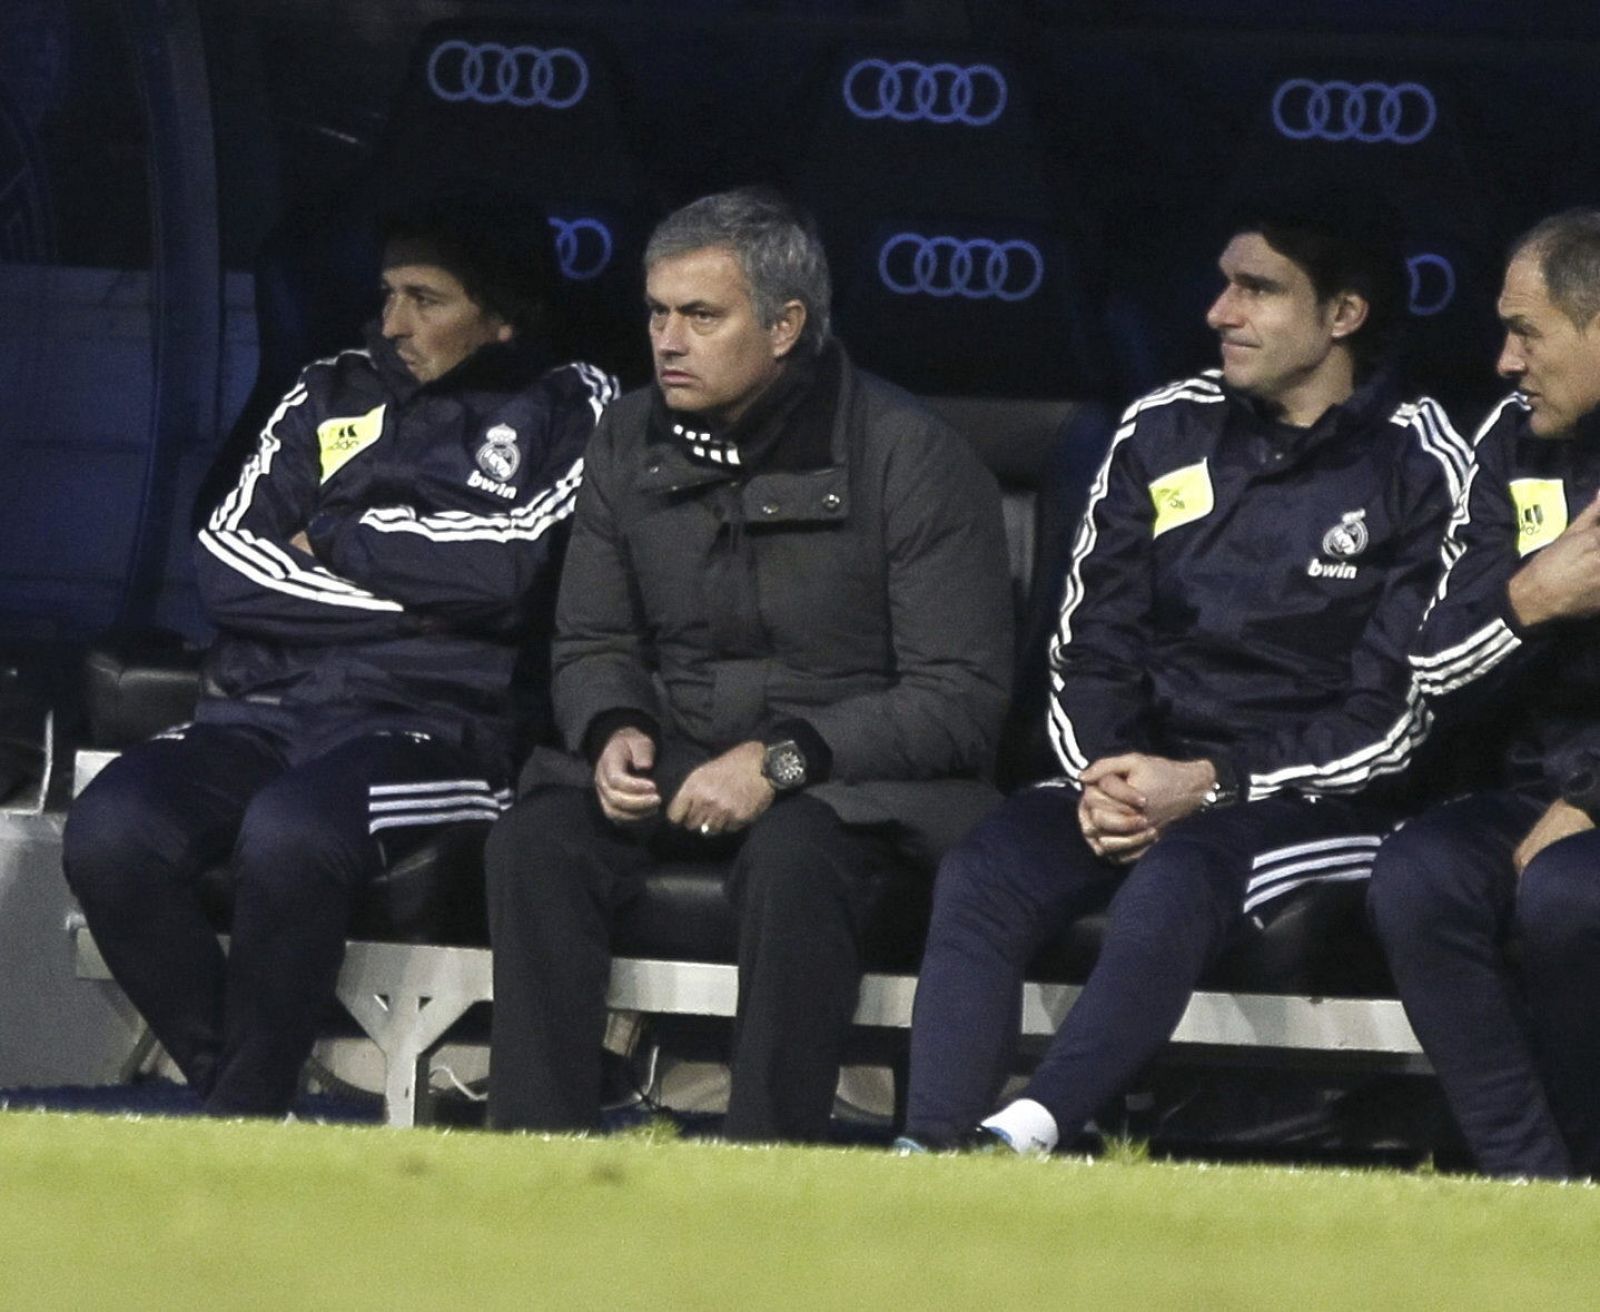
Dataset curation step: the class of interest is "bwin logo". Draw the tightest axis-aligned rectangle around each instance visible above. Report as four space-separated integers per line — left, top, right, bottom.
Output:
1309 509 1367 580
548 217 612 281
1407 253 1455 317
842 59 1007 126
426 41 589 108
878 234 1045 301
1271 79 1436 145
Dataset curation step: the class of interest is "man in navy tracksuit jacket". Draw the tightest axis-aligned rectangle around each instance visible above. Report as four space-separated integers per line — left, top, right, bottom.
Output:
1370 210 1600 1179
901 197 1467 1155
63 195 616 1115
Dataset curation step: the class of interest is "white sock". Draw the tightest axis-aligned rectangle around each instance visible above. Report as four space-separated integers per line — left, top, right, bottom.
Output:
980 1098 1059 1156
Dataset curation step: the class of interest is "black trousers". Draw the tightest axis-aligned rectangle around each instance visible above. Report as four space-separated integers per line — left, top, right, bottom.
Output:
1369 791 1600 1179
62 720 501 1116
486 787 906 1142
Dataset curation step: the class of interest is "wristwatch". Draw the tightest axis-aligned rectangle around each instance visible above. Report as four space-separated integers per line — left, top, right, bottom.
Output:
761 739 809 793
1197 760 1241 812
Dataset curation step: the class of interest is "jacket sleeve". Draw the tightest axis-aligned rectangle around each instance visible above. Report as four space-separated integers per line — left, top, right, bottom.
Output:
549 407 663 748
797 418 1014 782
1044 402 1159 783
1240 399 1469 800
308 365 615 633
195 367 416 643
1409 397 1548 715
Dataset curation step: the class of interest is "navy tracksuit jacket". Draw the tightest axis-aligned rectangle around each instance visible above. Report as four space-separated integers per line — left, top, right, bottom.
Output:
1049 369 1469 802
63 329 616 1115
1372 393 1600 1178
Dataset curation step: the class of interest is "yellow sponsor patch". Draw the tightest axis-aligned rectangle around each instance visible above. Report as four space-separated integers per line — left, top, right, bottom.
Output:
316 405 386 482
1149 459 1215 539
1509 477 1567 557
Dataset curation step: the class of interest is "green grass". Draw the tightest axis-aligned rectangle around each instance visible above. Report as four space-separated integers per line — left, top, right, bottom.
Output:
1 1110 1596 1310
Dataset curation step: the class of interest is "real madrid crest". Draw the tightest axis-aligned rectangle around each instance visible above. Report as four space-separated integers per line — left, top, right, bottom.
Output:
1321 509 1369 560
476 423 521 481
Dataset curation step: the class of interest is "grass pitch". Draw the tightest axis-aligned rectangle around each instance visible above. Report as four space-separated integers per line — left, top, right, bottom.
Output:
1 1111 1595 1310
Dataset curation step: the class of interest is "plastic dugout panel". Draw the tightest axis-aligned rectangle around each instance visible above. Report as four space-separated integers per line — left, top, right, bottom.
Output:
782 44 1112 399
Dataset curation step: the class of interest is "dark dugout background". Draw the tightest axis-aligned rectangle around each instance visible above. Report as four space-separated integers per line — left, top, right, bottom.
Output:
5 0 1600 643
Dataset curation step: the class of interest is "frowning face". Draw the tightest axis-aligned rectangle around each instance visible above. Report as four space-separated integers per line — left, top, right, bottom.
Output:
646 245 804 425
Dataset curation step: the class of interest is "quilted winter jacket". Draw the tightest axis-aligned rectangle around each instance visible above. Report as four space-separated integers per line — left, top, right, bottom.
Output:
541 348 1014 861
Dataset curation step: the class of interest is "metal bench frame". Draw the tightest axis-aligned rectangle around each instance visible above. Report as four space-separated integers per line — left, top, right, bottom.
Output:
70 737 1426 1128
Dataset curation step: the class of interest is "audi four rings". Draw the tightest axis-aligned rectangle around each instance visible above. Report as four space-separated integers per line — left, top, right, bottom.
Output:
842 59 1007 126
548 217 613 281
878 234 1044 302
427 40 589 107
1271 79 1436 144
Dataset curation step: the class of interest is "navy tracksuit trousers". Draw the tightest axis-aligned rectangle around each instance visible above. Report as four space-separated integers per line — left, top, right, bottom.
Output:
1368 791 1600 1179
62 719 501 1116
905 786 1394 1146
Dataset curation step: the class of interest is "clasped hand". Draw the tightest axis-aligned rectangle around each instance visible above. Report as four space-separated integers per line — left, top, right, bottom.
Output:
1077 752 1217 865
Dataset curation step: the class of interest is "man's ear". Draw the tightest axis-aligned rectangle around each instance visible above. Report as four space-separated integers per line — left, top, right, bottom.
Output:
1327 290 1370 341
769 300 807 360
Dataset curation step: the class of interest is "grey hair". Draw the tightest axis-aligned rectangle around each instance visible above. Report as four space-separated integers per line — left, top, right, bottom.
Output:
644 188 832 355
1511 208 1600 329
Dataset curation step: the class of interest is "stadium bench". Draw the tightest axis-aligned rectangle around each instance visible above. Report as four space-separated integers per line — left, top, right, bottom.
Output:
63 395 1426 1129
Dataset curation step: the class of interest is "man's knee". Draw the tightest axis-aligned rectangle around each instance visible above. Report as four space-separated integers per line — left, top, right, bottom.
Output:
733 797 863 925
928 788 1086 924
1122 827 1238 921
229 781 370 911
1367 819 1478 945
1519 833 1600 960
63 766 190 902
486 786 611 914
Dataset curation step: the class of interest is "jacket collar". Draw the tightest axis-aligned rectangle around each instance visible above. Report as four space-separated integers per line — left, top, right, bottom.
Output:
1221 365 1404 456
1517 392 1600 447
639 341 849 497
363 321 551 401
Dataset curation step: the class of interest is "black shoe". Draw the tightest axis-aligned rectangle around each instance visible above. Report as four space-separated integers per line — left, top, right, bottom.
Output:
891 1126 1010 1155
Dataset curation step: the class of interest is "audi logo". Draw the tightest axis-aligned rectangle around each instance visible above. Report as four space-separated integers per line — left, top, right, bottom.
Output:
1271 79 1436 144
878 233 1044 302
843 59 1007 126
426 40 589 108
548 216 612 281
1407 253 1455 317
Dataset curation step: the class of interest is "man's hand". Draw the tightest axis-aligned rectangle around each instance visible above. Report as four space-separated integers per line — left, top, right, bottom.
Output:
665 740 775 836
1508 493 1600 627
1513 799 1595 876
289 530 315 557
594 726 662 823
1077 774 1157 865
1078 753 1218 862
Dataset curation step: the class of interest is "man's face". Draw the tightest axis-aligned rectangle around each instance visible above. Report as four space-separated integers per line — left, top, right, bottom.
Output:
380 258 511 383
646 245 802 424
1496 252 1600 438
1204 232 1352 416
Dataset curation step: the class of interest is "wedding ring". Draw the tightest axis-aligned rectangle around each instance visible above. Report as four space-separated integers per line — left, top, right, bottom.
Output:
700 823 712 836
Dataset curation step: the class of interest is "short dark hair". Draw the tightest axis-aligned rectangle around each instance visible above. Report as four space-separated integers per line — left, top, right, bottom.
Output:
645 188 832 356
381 189 555 339
1226 189 1409 375
1509 209 1600 329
